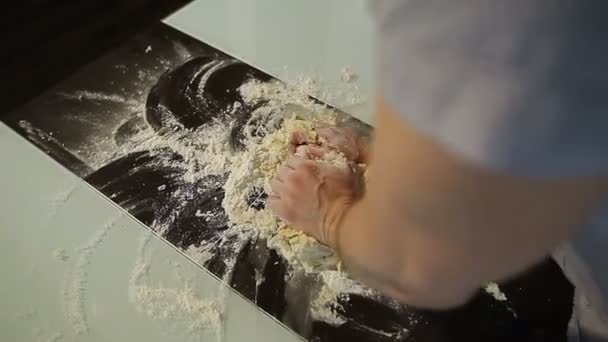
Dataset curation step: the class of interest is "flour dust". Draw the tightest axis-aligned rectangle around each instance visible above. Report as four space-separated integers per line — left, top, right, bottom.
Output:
62 214 122 336
128 232 226 342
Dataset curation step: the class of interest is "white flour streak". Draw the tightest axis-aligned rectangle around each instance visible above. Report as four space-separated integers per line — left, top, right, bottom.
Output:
185 244 214 265
63 215 121 335
311 271 372 325
43 332 64 342
172 42 193 61
57 91 139 107
51 185 78 208
52 248 70 262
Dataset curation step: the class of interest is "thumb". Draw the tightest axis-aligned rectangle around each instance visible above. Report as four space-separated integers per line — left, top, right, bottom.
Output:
290 130 314 145
294 144 330 159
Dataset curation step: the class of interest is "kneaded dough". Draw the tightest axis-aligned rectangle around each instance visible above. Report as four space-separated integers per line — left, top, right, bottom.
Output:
257 115 347 272
223 113 358 273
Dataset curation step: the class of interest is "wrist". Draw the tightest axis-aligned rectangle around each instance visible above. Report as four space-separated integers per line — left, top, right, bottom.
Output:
322 196 354 251
355 136 370 164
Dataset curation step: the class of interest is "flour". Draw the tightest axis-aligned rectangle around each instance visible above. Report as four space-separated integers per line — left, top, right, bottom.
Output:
185 243 215 265
131 285 223 334
57 90 139 107
340 67 357 83
485 282 508 301
310 271 373 325
311 272 411 339
52 248 69 262
63 215 121 335
16 309 38 320
121 120 233 183
50 185 78 211
43 332 64 342
129 233 225 341
239 79 326 115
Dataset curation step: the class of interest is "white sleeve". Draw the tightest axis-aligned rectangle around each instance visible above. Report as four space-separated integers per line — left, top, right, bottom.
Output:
371 0 608 179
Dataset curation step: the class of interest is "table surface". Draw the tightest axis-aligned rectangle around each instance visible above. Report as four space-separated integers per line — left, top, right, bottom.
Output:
1 1 373 341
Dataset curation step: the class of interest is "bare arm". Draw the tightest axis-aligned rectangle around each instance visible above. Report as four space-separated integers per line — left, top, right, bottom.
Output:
336 98 608 308
270 97 608 309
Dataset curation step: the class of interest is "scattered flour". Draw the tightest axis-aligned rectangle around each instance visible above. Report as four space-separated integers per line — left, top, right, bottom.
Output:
16 309 38 320
239 79 326 115
185 244 215 265
43 332 64 342
57 90 139 107
485 282 508 301
157 184 167 191
129 233 225 341
50 186 78 211
52 248 69 262
340 67 357 83
145 45 153 53
131 284 223 335
310 271 372 325
63 215 121 335
121 120 233 183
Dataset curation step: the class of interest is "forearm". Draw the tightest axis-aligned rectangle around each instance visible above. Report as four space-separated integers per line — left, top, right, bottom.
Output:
327 98 608 309
332 181 479 309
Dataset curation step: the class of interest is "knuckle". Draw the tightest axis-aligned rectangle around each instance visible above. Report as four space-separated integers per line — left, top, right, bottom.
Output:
301 160 318 173
269 179 280 191
284 170 299 183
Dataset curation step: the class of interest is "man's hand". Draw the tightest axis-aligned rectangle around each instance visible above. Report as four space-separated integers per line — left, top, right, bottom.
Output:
268 145 361 247
291 126 369 164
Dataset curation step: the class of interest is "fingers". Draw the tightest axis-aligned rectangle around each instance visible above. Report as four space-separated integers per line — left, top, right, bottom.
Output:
290 130 313 153
271 159 315 194
315 126 341 142
294 145 309 157
270 177 288 197
290 130 305 145
267 196 292 223
303 145 329 159
315 126 360 161
275 165 293 182
287 155 319 175
294 144 330 159
316 126 351 149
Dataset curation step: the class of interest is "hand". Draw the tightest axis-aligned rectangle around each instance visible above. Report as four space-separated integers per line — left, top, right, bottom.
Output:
291 126 368 163
268 146 361 248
